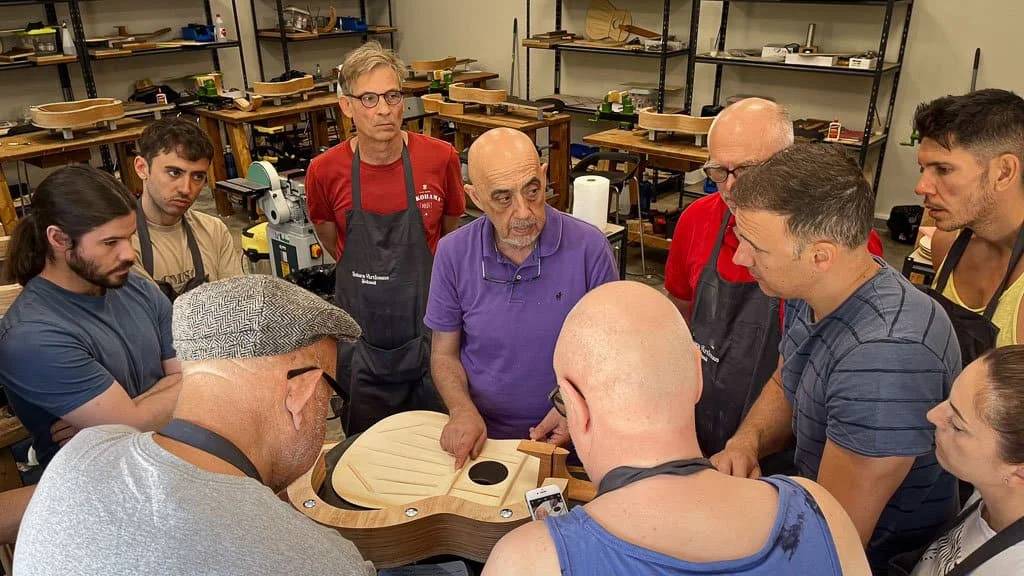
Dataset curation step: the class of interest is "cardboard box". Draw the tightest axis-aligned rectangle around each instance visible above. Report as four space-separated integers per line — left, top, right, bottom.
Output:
848 57 878 70
785 53 839 67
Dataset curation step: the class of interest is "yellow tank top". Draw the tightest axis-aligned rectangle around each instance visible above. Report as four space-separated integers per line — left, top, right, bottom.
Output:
937 262 1024 347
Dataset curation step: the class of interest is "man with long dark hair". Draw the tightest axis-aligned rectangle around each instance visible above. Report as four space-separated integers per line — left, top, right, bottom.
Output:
0 165 181 541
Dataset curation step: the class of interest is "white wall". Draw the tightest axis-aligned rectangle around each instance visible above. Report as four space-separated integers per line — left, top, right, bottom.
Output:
3 0 1022 220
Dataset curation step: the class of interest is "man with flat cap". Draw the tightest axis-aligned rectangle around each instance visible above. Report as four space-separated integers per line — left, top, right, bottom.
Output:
13 275 374 576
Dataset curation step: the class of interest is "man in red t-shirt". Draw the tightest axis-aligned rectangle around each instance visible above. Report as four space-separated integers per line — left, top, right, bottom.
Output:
664 98 883 458
305 41 465 434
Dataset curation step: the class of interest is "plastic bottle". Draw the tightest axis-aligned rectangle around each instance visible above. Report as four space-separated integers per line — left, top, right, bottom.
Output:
314 63 322 79
225 145 237 179
60 21 75 56
215 14 228 41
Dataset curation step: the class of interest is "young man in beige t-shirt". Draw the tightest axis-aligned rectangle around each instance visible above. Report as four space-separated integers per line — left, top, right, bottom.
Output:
131 118 242 300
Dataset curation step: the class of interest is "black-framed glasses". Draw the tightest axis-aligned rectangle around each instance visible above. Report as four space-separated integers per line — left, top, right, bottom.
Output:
349 90 403 109
481 257 542 285
549 381 584 417
288 366 348 405
702 162 760 184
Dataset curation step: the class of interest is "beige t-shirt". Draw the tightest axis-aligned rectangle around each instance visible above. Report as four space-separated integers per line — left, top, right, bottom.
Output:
131 209 242 294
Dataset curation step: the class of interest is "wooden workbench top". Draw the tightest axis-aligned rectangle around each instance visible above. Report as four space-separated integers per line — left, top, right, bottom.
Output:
435 110 571 131
194 92 341 123
403 71 499 94
583 128 709 164
0 118 146 162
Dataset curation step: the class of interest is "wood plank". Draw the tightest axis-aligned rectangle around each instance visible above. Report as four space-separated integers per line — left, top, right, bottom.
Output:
0 118 146 163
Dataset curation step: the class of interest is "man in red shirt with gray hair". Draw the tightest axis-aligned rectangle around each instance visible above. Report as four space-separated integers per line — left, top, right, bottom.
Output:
664 98 882 459
305 40 465 434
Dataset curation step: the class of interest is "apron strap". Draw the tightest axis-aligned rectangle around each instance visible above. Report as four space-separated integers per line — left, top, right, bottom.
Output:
597 458 713 497
350 140 416 211
158 418 263 484
947 502 1024 576
933 229 974 293
707 208 733 265
135 200 206 283
982 223 1024 320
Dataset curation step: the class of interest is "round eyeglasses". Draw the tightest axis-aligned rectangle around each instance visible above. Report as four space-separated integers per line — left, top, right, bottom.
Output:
349 90 404 109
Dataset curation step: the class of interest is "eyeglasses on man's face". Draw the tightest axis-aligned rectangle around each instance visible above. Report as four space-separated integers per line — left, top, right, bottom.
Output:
702 162 760 184
349 90 404 109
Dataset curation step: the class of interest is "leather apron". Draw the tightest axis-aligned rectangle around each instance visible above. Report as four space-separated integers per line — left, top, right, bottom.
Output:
919 225 1024 366
135 203 208 302
334 143 441 435
690 210 781 456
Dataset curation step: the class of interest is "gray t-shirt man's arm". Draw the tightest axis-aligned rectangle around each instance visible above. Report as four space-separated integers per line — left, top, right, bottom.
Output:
15 426 375 576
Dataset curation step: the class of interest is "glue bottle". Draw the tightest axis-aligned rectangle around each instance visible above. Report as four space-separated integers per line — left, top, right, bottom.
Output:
225 145 237 179
215 14 228 41
60 21 75 56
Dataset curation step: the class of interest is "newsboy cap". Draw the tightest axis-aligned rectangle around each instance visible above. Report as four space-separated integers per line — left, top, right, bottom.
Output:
172 275 361 361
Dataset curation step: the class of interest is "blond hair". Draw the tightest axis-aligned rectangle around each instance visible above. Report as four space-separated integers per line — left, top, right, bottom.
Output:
339 41 405 96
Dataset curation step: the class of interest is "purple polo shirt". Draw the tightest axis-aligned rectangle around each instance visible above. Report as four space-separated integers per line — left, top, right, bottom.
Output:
425 204 618 439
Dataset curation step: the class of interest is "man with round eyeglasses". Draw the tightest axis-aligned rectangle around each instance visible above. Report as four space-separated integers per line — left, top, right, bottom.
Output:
305 41 466 434
663 98 883 459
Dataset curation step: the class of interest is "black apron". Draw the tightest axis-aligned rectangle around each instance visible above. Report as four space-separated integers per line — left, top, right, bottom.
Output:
335 142 441 435
888 498 1024 576
598 458 714 496
135 203 208 302
920 225 1024 367
158 418 263 483
690 210 782 456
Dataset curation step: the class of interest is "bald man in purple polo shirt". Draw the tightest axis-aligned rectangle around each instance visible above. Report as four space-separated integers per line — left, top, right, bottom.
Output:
425 128 618 468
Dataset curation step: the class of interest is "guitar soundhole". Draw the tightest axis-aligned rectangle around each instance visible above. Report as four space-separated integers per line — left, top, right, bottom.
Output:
468 461 509 485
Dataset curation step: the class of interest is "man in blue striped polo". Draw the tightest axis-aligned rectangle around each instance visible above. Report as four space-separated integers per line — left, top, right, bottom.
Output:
710 142 960 572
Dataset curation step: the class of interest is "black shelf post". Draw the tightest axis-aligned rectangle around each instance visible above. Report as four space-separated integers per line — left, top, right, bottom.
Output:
872 0 915 193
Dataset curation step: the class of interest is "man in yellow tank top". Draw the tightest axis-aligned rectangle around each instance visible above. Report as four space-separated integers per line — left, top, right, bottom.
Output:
914 89 1024 349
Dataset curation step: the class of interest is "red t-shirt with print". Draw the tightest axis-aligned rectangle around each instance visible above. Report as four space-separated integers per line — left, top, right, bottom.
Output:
305 132 466 259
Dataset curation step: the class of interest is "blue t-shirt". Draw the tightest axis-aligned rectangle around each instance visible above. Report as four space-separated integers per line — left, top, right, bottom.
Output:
782 260 960 571
546 475 844 575
0 273 174 466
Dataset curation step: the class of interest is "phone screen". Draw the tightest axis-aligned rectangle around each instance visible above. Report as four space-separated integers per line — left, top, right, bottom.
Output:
526 489 569 521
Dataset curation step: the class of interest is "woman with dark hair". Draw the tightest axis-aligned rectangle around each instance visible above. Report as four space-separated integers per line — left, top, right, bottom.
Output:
909 346 1024 575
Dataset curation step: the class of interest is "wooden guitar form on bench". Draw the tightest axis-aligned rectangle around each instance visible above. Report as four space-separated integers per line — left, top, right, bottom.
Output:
30 98 125 140
637 106 714 145
421 83 556 121
286 411 594 567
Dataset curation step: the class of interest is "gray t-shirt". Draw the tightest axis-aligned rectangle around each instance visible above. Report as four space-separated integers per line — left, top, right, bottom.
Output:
14 425 375 576
782 261 961 571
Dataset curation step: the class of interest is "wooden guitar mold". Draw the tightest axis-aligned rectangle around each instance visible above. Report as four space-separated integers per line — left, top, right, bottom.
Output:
448 82 507 106
30 98 125 132
287 411 595 567
251 75 315 98
421 93 464 115
637 107 714 135
409 57 457 72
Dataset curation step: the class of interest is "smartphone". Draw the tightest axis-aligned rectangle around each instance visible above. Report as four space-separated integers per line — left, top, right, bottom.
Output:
525 484 569 521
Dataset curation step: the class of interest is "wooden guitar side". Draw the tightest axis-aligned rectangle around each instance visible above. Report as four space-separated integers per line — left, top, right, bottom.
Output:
421 93 464 115
638 106 714 135
30 98 125 130
409 57 457 72
251 75 315 97
288 444 533 568
448 82 507 105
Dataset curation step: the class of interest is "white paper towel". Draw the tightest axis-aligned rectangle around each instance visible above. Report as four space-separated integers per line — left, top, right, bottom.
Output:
572 175 610 232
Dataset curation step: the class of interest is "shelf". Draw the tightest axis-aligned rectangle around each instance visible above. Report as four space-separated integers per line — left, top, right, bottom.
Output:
257 26 397 42
713 0 907 4
0 55 76 71
527 43 688 58
88 40 240 61
694 54 900 76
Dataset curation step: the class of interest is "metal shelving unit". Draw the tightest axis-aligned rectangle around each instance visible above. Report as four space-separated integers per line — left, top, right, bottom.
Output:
525 0 692 116
250 0 394 81
0 0 77 101
691 0 915 191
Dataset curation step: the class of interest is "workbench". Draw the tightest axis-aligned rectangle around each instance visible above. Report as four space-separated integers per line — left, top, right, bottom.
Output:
425 111 572 211
195 92 346 216
0 118 147 235
403 71 498 95
582 128 709 250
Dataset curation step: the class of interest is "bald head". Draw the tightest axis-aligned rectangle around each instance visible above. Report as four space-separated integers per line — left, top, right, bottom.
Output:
709 98 793 154
467 127 540 188
554 282 700 431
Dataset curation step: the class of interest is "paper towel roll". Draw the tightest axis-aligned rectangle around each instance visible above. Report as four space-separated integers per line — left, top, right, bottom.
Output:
572 175 610 232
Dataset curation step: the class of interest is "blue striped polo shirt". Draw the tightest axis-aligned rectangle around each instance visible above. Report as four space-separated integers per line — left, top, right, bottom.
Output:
781 260 961 571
